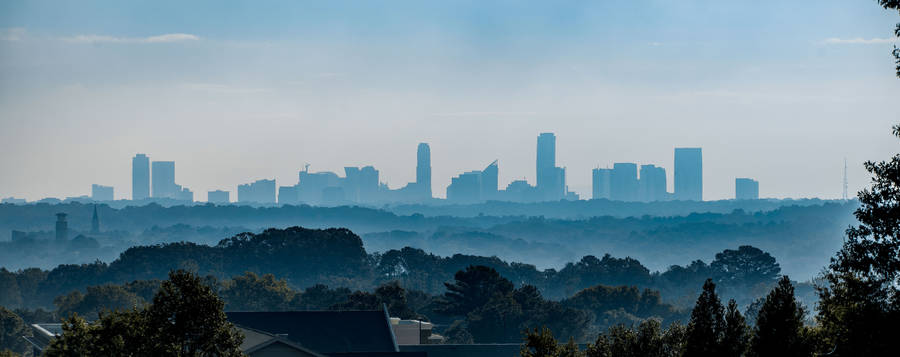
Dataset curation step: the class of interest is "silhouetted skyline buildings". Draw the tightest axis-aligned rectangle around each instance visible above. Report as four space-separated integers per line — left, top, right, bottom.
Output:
736 178 760 200
7 133 775 205
590 148 705 203
536 133 567 201
674 148 703 201
131 154 150 200
91 184 113 202
416 143 432 199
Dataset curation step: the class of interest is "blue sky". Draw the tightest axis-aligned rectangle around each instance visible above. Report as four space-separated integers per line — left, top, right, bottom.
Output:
1 0 898 200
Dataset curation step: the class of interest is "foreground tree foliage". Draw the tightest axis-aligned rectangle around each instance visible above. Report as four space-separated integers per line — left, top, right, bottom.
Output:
0 306 30 356
749 276 810 356
438 266 591 343
876 0 900 77
684 279 724 356
584 320 686 357
44 270 243 357
219 271 296 312
816 124 900 356
520 327 581 357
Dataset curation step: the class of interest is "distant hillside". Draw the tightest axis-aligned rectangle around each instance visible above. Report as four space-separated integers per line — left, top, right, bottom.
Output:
1 226 803 312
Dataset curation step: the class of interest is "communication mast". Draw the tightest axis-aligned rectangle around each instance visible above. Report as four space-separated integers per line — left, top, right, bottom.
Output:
842 158 848 200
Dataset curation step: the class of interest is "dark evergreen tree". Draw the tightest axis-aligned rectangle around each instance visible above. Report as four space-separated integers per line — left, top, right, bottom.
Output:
749 276 809 356
436 265 514 316
817 124 900 356
720 299 748 357
684 279 724 357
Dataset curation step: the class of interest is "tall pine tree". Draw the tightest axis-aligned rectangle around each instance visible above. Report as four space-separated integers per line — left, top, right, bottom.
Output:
684 279 724 357
721 299 749 357
750 276 809 356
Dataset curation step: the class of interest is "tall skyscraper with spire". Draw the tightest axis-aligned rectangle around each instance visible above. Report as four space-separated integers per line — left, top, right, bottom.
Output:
132 154 150 200
416 143 432 199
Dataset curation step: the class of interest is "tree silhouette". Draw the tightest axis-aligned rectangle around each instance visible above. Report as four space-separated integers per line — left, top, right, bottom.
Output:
875 1 900 77
684 279 724 357
720 299 749 357
817 124 900 356
44 270 244 356
436 265 514 316
750 276 809 356
0 307 30 356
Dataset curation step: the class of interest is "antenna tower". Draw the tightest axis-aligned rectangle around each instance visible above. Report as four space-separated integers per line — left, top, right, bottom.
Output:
842 158 848 200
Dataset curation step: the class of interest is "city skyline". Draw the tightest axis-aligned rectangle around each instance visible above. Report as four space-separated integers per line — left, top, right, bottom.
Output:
0 130 881 202
5 134 764 205
0 132 879 203
1 1 898 201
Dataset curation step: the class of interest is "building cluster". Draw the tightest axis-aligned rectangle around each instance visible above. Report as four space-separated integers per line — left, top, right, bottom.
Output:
591 147 706 202
273 143 433 206
1 132 765 206
445 133 579 203
130 153 194 202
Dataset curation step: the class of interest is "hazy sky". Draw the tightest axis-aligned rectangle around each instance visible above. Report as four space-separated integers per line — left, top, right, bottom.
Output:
1 0 898 201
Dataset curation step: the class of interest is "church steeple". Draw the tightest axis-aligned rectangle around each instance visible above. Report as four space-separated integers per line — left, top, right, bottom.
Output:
91 205 100 234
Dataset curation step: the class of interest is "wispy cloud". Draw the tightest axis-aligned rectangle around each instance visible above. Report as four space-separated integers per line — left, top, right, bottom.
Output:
823 37 898 45
62 33 200 44
1 27 26 41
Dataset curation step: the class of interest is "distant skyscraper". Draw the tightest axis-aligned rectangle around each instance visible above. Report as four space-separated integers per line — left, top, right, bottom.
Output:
674 148 703 201
177 187 193 202
151 161 176 198
91 184 114 201
639 164 667 202
298 170 342 204
416 143 432 199
132 154 150 200
481 160 499 201
91 205 100 234
238 179 276 204
447 171 482 203
536 133 556 188
277 186 298 205
344 166 380 203
536 133 565 201
592 168 612 200
55 213 68 242
610 163 639 202
208 190 230 204
735 178 759 200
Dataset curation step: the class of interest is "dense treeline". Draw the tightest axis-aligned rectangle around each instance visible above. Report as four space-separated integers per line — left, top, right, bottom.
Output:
1 267 684 353
1 199 855 280
0 198 837 234
0 225 786 311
